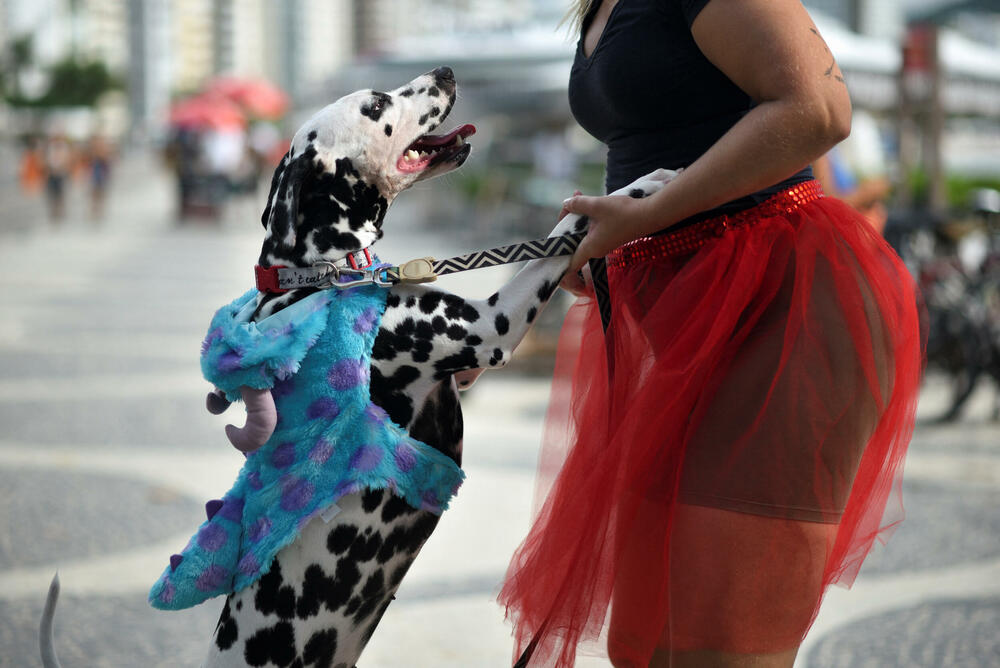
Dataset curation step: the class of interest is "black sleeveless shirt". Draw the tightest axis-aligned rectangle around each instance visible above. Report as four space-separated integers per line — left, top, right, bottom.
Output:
568 0 813 226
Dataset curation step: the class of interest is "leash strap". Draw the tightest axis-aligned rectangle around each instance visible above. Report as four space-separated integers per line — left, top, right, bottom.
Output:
256 232 588 294
431 232 586 277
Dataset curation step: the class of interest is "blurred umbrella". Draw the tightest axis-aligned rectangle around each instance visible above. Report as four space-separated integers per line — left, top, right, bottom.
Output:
206 77 290 120
169 94 247 130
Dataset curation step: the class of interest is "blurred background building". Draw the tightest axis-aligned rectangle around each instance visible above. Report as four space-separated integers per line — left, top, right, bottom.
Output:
0 0 998 215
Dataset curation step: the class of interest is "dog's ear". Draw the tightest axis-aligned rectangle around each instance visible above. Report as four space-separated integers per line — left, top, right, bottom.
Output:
260 151 289 229
261 150 313 251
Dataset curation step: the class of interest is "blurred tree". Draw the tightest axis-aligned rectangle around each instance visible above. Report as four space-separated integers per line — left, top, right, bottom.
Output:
2 34 36 102
3 32 121 108
35 57 120 107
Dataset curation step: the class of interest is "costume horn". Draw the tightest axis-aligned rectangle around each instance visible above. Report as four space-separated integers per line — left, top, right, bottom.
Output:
225 386 277 453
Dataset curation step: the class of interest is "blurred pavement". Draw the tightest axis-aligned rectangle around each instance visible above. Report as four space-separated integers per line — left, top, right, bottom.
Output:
0 150 998 667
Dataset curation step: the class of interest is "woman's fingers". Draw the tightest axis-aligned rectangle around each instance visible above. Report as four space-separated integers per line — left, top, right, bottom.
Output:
558 190 583 221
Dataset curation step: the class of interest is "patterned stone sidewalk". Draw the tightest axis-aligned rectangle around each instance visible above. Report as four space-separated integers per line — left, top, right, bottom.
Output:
0 154 998 667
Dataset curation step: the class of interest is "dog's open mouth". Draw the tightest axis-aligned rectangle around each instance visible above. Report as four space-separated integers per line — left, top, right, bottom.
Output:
397 124 476 173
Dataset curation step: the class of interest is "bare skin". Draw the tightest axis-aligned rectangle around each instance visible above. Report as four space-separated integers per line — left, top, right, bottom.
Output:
567 1 852 666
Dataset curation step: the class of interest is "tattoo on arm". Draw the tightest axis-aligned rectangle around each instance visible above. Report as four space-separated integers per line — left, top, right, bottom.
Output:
810 27 846 84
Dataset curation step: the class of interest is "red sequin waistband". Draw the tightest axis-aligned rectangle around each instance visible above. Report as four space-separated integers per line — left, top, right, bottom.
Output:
607 180 824 269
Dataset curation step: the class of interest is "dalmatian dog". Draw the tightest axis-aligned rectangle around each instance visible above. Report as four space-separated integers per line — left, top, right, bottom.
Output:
40 67 675 668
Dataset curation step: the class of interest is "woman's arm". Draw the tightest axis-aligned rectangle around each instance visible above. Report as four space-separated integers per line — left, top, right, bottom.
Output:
561 0 852 284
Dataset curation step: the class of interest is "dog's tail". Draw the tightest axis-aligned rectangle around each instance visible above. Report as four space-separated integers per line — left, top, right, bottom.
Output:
40 572 63 668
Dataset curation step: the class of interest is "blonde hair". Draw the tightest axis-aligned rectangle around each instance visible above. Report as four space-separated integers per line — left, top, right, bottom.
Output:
562 0 597 33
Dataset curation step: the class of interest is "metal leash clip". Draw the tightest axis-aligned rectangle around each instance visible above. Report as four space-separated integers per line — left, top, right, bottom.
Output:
312 262 393 290
388 257 438 285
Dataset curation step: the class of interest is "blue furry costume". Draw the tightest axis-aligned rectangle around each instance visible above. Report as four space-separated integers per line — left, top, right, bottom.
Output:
150 286 465 610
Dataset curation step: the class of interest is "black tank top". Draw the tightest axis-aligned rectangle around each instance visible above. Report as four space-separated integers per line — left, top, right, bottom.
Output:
568 0 813 226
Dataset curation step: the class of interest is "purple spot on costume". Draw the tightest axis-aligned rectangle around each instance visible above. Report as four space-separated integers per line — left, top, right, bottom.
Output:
197 523 227 552
394 443 417 472
354 306 379 334
328 358 368 390
307 397 340 420
272 442 296 468
280 477 314 512
196 565 228 592
351 444 383 472
310 439 334 463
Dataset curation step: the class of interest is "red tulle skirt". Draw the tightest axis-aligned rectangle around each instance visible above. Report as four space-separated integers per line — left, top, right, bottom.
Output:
499 184 924 666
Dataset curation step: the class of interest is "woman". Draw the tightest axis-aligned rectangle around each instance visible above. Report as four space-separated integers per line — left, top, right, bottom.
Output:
498 1 924 667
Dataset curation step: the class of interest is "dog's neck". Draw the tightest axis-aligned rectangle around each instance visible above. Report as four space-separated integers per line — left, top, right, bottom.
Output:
258 151 391 270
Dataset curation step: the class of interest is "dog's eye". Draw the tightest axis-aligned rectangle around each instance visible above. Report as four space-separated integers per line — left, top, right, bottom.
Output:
370 98 385 113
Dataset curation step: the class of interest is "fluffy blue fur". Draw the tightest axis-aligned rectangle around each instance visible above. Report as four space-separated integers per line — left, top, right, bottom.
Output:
150 287 465 610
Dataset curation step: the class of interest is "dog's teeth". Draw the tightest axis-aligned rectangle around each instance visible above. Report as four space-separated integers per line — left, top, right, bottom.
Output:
405 150 419 161
455 135 464 146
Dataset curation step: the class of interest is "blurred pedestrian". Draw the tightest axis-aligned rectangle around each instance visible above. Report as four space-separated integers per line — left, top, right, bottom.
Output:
42 133 73 222
499 2 923 667
18 137 45 195
86 133 114 221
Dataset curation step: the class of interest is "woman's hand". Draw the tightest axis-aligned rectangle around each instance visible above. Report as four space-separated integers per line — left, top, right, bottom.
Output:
558 193 659 294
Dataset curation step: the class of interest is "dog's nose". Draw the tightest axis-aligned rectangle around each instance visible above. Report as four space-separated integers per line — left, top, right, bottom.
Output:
432 67 455 84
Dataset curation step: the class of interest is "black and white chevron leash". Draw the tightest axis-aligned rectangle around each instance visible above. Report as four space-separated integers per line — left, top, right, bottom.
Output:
407 232 613 333
403 231 586 278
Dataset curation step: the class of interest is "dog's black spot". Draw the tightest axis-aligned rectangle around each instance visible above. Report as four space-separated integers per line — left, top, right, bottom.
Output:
353 570 386 623
400 88 414 97
303 628 338 668
327 524 357 555
495 313 510 335
465 334 482 346
418 87 426 94
411 338 433 363
215 598 239 650
307 131 317 141
295 564 325 618
236 600 243 611
414 320 435 340
344 595 362 617
629 188 644 199
408 382 463 463
389 563 409 588
244 621 296 667
361 601 392 645
386 293 401 308
405 296 416 308
429 106 440 118
527 306 537 323
442 294 478 322
432 316 447 334
418 113 429 126
419 292 443 314
377 525 408 563
384 123 393 136
537 279 557 303
492 348 504 364
296 558 360 617
255 562 296 620
433 346 479 380
487 292 499 306
330 558 362 611
360 92 392 122
427 86 439 97
445 324 467 340
405 514 440 553
369 364 420 426
381 494 417 523
349 530 383 563
362 488 384 513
